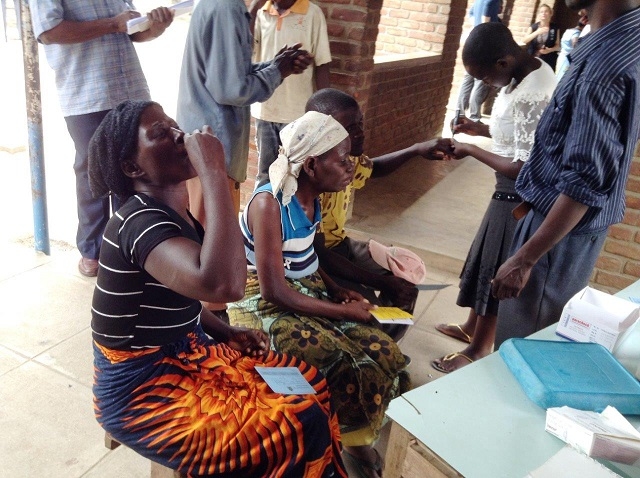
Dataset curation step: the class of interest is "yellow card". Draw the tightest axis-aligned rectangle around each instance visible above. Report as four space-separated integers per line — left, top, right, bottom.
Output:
371 307 414 325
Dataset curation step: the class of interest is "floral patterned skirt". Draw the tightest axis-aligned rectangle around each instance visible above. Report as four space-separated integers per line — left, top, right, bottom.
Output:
227 271 410 443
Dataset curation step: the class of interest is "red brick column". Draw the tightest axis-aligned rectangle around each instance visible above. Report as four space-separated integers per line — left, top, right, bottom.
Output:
592 145 640 292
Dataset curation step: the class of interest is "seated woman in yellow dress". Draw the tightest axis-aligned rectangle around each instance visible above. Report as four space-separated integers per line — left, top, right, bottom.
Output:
88 100 346 478
228 111 409 478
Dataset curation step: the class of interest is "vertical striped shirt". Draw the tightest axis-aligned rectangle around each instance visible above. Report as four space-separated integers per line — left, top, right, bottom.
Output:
91 194 203 350
29 0 150 117
516 7 640 234
241 184 320 279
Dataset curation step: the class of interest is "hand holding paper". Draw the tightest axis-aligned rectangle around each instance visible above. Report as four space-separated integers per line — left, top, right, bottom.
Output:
127 0 194 35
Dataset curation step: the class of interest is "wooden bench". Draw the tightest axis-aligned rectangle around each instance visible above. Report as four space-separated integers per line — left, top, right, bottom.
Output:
104 432 187 478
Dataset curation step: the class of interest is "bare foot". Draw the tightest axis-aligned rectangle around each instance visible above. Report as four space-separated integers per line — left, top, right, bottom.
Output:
435 323 473 344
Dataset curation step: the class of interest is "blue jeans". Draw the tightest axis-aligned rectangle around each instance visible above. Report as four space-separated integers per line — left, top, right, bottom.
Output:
65 110 120 259
255 119 288 188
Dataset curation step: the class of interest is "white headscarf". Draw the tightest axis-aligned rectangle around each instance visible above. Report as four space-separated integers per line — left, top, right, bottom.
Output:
268 111 348 206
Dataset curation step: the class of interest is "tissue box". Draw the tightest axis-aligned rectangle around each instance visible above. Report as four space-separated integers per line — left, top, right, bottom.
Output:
556 287 639 351
545 406 640 466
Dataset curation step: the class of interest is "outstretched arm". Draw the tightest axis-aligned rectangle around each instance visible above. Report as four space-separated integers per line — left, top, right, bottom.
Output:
451 141 523 179
371 138 454 178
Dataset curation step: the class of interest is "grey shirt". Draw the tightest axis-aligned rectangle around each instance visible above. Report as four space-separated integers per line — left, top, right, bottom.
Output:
176 0 282 182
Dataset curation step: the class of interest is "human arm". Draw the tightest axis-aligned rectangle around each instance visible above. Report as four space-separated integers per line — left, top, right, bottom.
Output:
129 7 174 42
451 116 491 137
37 9 139 44
491 195 588 299
522 25 544 45
371 138 456 178
249 194 375 322
451 141 523 179
316 265 369 304
311 7 332 89
451 92 549 179
143 127 247 304
539 26 561 55
200 308 270 356
315 63 331 90
201 4 309 106
314 233 418 309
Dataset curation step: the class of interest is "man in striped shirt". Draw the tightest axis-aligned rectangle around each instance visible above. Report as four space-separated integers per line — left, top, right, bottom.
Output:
491 0 640 346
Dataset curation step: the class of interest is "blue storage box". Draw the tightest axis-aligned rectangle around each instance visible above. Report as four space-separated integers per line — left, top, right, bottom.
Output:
499 339 640 414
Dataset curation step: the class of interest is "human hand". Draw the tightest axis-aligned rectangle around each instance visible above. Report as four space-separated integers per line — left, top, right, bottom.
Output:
449 138 473 159
184 126 226 175
537 26 549 35
338 300 376 323
226 327 270 357
450 116 485 136
146 7 174 37
491 254 533 300
379 276 418 310
417 138 455 160
114 10 141 33
330 286 366 304
274 43 313 79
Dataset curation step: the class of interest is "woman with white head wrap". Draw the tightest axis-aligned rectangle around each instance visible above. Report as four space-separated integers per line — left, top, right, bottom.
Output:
229 111 410 474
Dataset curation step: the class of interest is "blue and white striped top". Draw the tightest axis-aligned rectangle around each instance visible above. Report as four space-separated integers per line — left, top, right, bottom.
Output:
515 6 640 234
241 184 320 279
91 194 203 350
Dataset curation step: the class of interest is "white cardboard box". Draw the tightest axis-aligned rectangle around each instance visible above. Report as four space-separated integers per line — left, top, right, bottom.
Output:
545 406 640 466
556 287 639 351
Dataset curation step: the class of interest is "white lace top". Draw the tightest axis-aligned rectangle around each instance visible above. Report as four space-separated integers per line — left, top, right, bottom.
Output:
489 60 557 162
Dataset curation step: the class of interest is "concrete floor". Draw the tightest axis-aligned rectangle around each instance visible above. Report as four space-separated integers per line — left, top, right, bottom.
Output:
0 5 496 476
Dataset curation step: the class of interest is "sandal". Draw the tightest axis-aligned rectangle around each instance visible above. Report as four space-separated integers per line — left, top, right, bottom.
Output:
431 352 474 374
435 323 473 344
344 448 383 478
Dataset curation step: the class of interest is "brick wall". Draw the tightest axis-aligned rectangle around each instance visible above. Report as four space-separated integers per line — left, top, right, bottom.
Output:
366 0 467 154
591 146 640 293
240 0 639 295
375 0 450 56
243 0 385 206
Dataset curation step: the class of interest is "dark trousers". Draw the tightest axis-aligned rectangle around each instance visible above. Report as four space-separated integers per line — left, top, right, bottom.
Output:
65 110 119 259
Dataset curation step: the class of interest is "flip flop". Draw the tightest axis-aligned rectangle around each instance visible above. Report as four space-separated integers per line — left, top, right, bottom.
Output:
435 323 473 344
344 448 383 478
431 352 474 374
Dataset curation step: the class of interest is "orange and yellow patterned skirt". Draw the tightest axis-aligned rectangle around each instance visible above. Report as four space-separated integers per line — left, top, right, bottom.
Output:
93 326 346 477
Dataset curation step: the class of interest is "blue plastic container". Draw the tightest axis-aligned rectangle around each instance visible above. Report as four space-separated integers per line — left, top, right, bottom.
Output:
499 339 640 414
